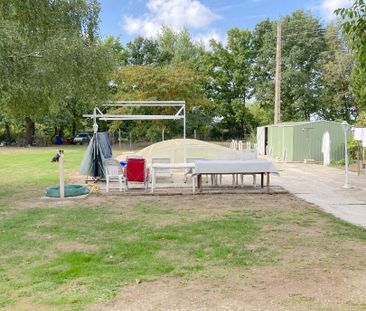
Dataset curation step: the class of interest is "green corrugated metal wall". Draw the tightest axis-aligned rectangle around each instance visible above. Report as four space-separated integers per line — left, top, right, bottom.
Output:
268 125 294 160
267 121 346 162
283 126 293 161
268 126 281 159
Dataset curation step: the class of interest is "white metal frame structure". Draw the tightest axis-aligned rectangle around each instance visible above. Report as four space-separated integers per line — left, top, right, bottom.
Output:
83 100 187 161
84 100 186 136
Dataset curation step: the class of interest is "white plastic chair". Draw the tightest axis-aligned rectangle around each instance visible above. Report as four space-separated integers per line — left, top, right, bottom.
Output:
104 159 121 167
151 158 172 180
106 165 126 192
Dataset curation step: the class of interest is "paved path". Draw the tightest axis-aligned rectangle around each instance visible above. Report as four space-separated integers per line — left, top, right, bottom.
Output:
272 163 366 227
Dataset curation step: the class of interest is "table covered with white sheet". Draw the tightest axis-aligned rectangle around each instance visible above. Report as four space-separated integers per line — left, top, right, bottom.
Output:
191 159 279 190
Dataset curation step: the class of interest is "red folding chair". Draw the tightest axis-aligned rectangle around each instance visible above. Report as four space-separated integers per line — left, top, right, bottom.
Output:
125 157 149 190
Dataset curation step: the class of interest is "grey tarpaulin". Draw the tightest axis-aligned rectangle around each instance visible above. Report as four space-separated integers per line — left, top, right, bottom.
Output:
80 132 112 179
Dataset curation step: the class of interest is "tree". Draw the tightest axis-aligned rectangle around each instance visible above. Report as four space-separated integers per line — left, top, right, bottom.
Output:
251 19 276 117
157 27 204 67
318 23 355 121
351 67 366 114
102 36 124 65
247 103 273 128
336 1 366 117
0 0 114 144
252 11 326 121
110 64 210 140
336 0 366 68
106 27 210 141
121 36 160 66
204 28 254 137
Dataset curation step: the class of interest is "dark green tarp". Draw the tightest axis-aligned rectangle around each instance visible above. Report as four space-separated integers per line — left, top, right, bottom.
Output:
45 185 90 198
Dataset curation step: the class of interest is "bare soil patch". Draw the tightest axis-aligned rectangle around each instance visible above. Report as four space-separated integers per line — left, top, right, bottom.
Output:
55 241 98 252
89 265 366 311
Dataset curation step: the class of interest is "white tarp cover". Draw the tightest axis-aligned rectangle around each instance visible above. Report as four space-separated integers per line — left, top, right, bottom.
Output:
321 131 331 166
353 128 366 147
192 159 278 175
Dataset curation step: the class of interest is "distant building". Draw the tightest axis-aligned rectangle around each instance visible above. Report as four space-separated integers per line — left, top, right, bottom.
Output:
257 121 348 162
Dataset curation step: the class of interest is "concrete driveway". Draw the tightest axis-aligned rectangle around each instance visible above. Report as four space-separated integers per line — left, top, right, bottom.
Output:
272 162 366 228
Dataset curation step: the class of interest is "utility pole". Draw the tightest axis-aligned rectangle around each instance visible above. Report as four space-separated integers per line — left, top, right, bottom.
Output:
274 21 282 124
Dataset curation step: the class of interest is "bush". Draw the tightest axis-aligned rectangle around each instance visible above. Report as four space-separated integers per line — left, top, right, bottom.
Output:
329 158 355 166
33 136 51 147
348 137 361 161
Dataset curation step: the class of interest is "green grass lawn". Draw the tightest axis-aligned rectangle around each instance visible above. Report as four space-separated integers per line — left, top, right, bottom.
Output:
0 146 85 186
0 146 366 310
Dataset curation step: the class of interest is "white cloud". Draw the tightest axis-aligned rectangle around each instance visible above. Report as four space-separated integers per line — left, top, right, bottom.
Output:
319 0 352 20
193 30 225 50
124 16 161 38
123 0 220 38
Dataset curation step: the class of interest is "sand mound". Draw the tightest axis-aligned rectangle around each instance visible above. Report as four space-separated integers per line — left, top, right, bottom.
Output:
117 139 249 163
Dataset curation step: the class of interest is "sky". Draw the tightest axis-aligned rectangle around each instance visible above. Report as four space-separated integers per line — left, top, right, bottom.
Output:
98 0 352 45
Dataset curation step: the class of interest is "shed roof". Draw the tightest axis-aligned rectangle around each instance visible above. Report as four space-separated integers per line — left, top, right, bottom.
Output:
267 120 342 128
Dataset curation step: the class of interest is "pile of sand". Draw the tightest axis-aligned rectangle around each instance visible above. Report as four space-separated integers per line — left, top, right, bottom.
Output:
116 139 244 163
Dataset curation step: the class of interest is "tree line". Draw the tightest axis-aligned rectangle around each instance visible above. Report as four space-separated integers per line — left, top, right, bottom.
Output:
0 0 363 145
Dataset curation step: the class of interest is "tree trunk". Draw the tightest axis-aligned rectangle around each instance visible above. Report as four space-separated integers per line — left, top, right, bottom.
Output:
72 119 77 137
239 121 244 139
25 117 34 146
5 122 11 142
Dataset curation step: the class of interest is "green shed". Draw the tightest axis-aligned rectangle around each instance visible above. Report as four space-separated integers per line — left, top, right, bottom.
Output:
257 121 347 162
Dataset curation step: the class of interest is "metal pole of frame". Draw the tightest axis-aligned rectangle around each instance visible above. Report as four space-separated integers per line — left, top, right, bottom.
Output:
344 131 350 188
93 108 99 178
183 104 186 163
342 121 350 189
129 132 132 150
93 108 97 133
118 129 121 150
